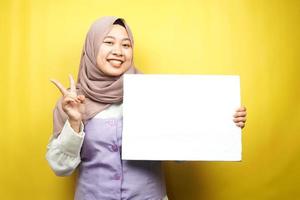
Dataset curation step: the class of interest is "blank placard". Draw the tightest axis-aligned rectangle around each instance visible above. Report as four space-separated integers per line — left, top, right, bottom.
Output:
122 74 241 161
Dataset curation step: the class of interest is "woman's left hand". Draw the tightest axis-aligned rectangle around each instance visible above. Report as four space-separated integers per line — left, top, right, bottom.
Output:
233 106 247 129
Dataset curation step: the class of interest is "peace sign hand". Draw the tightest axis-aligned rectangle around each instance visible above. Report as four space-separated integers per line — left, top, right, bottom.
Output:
50 74 85 132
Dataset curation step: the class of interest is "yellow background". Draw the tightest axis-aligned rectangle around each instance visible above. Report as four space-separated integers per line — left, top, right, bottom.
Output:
1 0 299 199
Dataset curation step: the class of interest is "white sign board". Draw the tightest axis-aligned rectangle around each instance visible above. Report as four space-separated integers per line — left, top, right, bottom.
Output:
122 74 241 161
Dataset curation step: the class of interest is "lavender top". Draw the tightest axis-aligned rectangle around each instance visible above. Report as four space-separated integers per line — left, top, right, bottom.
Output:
46 103 167 200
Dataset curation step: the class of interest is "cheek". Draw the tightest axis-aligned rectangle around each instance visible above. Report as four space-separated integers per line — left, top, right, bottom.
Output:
124 50 133 63
96 48 108 65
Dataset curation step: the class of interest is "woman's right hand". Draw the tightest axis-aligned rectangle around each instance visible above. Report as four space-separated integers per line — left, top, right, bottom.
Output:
50 74 85 132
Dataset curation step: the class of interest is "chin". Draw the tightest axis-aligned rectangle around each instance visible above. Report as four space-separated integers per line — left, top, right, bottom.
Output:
106 69 126 77
111 66 130 76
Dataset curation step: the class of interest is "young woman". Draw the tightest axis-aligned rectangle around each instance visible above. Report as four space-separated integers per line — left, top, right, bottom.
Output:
46 16 247 200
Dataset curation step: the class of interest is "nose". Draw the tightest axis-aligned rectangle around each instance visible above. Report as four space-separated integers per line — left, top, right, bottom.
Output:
112 44 122 56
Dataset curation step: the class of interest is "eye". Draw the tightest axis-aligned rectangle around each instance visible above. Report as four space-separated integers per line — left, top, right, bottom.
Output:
103 41 113 45
122 43 131 48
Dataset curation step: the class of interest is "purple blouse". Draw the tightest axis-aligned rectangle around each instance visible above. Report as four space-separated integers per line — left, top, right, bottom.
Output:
74 116 166 200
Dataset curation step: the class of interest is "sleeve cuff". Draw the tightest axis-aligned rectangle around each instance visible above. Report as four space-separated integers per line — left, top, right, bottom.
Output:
57 120 85 156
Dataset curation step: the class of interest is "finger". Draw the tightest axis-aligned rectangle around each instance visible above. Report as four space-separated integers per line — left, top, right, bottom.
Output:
236 106 246 112
236 122 245 128
233 117 246 123
77 95 86 103
75 98 80 103
74 95 85 103
50 79 68 96
69 74 76 94
74 96 81 103
63 96 76 105
233 111 247 117
75 95 85 104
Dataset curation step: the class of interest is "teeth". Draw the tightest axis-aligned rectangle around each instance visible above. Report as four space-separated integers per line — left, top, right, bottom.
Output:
108 60 122 66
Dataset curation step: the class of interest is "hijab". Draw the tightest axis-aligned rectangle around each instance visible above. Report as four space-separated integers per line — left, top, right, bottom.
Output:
52 16 140 136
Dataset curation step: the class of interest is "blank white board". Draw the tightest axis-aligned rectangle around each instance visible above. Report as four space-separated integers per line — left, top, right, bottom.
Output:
122 74 241 161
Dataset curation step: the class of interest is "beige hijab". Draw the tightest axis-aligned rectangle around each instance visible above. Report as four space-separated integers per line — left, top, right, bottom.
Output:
53 16 140 136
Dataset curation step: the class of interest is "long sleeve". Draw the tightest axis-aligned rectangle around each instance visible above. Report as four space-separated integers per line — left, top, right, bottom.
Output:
46 120 85 176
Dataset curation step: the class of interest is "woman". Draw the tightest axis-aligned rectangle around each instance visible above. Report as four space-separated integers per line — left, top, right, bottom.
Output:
46 16 247 200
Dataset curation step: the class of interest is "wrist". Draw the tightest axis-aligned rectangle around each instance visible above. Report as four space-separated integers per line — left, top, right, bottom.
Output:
68 118 82 133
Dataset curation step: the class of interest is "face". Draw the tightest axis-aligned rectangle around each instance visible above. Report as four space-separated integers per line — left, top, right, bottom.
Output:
96 25 133 76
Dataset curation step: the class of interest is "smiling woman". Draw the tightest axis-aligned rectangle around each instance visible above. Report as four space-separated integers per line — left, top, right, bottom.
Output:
46 16 246 200
47 16 169 200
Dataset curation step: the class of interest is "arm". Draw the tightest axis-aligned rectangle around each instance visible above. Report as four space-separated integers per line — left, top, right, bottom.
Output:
46 120 85 176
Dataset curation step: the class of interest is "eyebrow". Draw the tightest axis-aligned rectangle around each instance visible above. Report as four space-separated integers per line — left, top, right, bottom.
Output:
104 36 131 42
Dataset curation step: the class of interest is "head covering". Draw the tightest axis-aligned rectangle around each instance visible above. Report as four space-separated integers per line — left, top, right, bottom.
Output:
52 16 140 136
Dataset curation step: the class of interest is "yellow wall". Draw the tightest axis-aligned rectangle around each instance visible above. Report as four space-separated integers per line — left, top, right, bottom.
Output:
1 0 299 199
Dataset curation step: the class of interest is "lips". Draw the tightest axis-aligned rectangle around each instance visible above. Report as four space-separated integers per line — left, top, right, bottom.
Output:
107 59 123 67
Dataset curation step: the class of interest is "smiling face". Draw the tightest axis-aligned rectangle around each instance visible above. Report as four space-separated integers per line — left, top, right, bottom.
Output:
96 24 133 76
